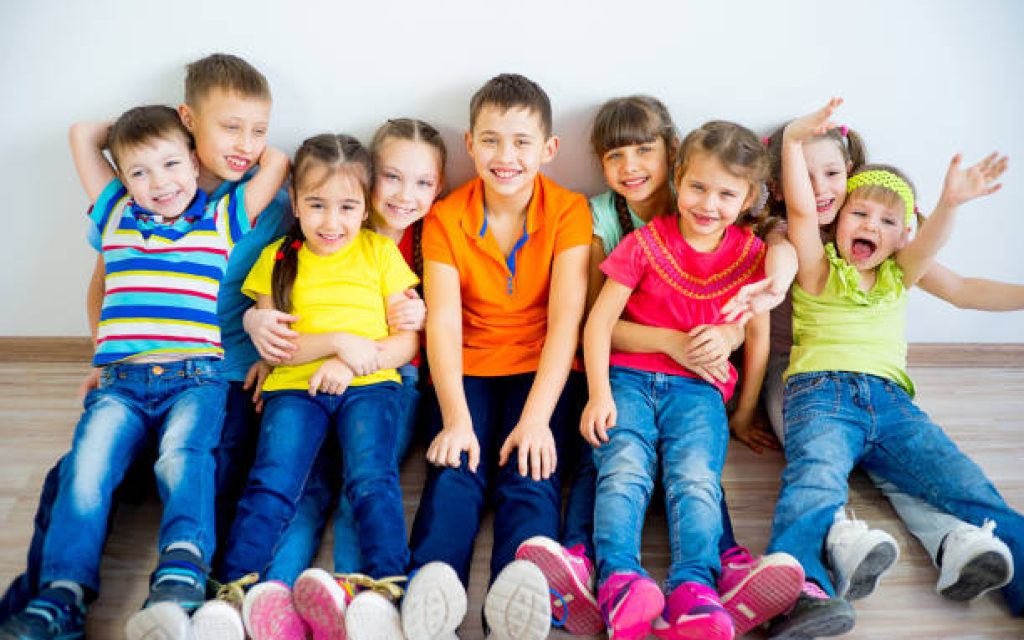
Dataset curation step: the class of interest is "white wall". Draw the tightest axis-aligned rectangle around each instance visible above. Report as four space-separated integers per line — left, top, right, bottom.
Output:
2 0 1022 341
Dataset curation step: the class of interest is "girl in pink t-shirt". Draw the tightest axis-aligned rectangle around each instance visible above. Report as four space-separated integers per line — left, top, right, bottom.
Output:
581 120 793 640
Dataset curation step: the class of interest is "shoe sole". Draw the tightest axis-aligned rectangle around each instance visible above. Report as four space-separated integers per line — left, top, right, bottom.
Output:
192 600 244 640
845 540 898 600
720 555 805 636
652 610 734 640
515 539 603 635
484 560 551 640
402 563 467 640
293 568 348 639
126 602 192 640
242 583 309 640
768 600 855 640
345 592 402 640
940 550 1013 601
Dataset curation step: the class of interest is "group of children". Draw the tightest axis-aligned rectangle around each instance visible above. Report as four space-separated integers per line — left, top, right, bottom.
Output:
0 53 1022 640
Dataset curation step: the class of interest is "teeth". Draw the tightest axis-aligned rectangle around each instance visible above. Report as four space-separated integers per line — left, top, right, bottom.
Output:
493 169 519 178
622 177 647 187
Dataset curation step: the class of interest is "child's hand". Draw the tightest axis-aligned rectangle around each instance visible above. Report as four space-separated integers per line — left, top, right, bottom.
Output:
729 407 780 454
663 332 730 385
243 360 272 412
499 419 557 481
426 419 480 472
308 358 354 396
387 289 426 332
244 308 300 364
77 367 101 402
334 334 383 377
580 395 617 447
784 97 843 144
938 152 1008 208
686 324 736 367
721 276 788 324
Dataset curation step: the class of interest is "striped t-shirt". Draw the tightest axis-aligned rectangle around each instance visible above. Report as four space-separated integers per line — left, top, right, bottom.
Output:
89 178 250 366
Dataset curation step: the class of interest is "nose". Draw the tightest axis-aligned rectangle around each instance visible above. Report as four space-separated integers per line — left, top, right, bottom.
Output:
699 191 717 211
809 173 823 195
236 130 254 154
497 139 515 162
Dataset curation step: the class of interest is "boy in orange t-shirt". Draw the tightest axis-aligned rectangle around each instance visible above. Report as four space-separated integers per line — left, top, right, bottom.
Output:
401 74 591 640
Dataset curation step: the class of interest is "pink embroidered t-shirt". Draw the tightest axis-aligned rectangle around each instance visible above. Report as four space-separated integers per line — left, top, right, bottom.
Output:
600 215 766 401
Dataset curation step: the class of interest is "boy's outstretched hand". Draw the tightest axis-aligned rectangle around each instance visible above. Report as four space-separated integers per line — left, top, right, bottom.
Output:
938 152 1008 208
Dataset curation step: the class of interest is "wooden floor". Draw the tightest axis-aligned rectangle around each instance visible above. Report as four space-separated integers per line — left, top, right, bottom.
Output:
1 361 1023 639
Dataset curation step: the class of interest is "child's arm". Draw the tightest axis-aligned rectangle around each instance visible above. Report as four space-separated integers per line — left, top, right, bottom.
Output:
897 153 1007 287
610 322 738 385
721 231 797 323
580 278 633 447
586 237 608 312
728 311 779 454
783 99 844 295
500 245 589 481
918 262 1024 310
69 121 116 202
423 260 480 471
242 146 290 223
78 254 106 400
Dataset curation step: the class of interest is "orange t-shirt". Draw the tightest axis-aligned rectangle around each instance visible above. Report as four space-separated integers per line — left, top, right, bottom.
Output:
422 174 591 376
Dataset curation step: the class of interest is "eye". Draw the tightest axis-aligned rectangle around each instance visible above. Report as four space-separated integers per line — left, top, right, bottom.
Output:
481 136 497 145
418 179 436 189
638 144 654 154
254 128 268 137
129 169 145 179
720 190 737 200
223 124 240 132
165 160 181 169
516 138 532 147
883 217 899 227
827 170 841 177
851 210 866 217
690 183 705 193
383 171 399 182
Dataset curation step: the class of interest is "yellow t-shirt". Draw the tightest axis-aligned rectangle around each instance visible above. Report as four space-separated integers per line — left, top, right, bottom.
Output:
243 230 419 392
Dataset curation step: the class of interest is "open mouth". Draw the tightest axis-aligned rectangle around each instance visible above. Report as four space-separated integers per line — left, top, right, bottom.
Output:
692 212 718 226
386 203 418 218
226 156 252 172
816 198 835 214
851 238 877 260
491 168 521 181
621 176 649 189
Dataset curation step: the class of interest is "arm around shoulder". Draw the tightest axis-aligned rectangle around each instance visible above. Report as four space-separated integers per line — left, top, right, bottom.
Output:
69 121 116 202
243 146 290 223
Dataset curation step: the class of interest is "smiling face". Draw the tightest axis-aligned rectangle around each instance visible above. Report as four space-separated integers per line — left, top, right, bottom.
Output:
674 151 753 252
293 168 368 256
601 138 671 210
835 193 908 271
371 137 442 235
117 133 199 219
803 137 851 226
465 104 557 201
180 88 271 189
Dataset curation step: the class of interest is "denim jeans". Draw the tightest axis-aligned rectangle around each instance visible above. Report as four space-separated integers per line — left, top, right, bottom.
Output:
409 372 583 586
592 367 729 591
39 359 227 591
221 383 408 581
768 371 1024 615
265 368 421 584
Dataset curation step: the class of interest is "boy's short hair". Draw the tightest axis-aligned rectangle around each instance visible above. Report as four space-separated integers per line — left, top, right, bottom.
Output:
184 53 271 107
108 105 193 170
469 73 552 138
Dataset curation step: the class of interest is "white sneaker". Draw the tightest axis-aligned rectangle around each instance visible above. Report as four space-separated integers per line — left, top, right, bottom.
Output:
126 601 194 640
937 519 1014 601
344 591 403 640
484 560 550 640
191 599 244 640
826 516 899 600
402 562 467 640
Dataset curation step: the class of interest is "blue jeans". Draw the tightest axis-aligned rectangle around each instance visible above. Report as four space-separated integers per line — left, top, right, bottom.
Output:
768 371 1024 615
266 368 421 584
592 367 729 591
221 383 408 581
39 359 227 591
409 372 583 586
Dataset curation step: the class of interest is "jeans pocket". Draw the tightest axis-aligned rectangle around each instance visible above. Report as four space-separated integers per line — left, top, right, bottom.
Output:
783 373 835 424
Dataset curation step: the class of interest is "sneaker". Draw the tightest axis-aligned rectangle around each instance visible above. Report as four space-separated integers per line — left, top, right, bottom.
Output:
515 536 603 635
125 601 192 640
192 573 258 640
146 547 210 613
597 572 664 640
766 582 854 640
242 581 310 640
937 520 1014 601
484 560 550 640
717 547 804 636
652 581 733 640
345 592 402 640
826 516 898 600
292 568 353 640
402 562 467 640
0 587 86 640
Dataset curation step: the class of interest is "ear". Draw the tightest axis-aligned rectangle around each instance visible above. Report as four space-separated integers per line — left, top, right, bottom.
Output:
897 226 912 250
463 130 474 157
288 185 296 210
190 151 200 178
178 103 195 132
541 134 560 164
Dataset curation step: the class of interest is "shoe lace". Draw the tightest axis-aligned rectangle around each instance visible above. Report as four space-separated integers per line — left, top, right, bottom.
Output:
334 573 407 601
214 572 259 607
980 519 997 535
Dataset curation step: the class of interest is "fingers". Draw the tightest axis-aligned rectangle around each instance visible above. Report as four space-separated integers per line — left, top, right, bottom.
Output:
468 438 480 473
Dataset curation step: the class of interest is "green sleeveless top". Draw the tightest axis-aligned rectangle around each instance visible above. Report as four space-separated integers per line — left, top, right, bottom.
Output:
784 243 914 396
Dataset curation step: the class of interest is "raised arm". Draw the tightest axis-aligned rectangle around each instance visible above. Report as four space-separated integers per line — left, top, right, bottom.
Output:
69 121 116 202
720 230 797 324
919 262 1024 310
243 145 290 223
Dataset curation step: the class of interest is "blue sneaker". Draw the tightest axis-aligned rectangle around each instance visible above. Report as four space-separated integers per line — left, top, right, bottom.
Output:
0 587 85 640
145 546 210 613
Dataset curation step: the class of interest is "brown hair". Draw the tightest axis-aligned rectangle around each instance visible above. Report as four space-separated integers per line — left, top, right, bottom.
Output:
590 95 679 236
107 105 192 169
272 134 372 312
184 53 271 107
469 73 552 138
368 118 448 279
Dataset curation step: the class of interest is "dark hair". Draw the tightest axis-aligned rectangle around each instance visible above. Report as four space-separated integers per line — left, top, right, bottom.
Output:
107 105 193 169
272 134 372 312
590 95 678 236
368 118 447 279
469 73 552 138
185 53 271 107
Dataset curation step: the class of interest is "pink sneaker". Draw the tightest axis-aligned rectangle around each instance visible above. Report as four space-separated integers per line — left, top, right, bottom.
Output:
242 581 310 640
717 547 804 636
652 582 733 640
293 568 352 640
515 536 603 635
597 572 665 640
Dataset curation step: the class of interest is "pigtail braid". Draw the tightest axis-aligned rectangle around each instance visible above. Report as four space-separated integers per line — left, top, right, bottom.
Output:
271 222 305 313
613 191 635 235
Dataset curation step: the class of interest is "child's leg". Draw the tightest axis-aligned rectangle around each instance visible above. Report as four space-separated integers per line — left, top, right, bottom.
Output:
335 382 409 578
212 381 261 573
561 445 596 556
762 350 789 443
866 469 960 561
220 391 331 582
859 378 1024 615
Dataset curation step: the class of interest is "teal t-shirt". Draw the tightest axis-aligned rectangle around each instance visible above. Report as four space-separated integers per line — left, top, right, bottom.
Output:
590 190 646 256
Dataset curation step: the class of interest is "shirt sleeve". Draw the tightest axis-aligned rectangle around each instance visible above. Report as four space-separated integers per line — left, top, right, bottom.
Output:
87 178 130 241
599 228 645 290
216 181 253 247
421 206 455 266
241 240 281 301
553 192 593 255
378 236 420 297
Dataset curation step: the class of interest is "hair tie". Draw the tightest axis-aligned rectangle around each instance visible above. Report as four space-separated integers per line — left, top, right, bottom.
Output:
761 136 771 147
290 239 302 250
839 125 849 138
274 250 285 261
